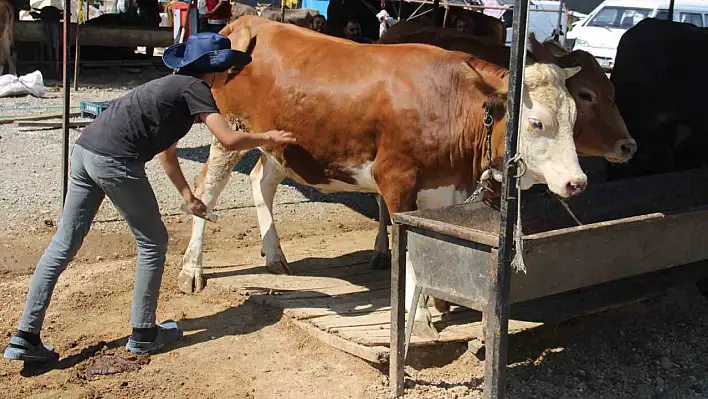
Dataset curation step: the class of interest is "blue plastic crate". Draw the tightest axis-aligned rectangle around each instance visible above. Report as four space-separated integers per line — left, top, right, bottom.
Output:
80 100 113 119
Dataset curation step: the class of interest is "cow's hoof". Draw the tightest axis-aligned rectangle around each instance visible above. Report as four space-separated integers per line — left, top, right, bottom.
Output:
368 252 391 270
266 260 292 275
433 298 451 313
413 318 439 341
178 268 205 294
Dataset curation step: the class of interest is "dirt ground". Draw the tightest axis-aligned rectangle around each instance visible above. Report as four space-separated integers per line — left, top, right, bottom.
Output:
4 68 708 399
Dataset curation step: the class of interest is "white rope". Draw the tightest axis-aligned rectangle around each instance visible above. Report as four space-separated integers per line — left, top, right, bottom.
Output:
510 153 526 274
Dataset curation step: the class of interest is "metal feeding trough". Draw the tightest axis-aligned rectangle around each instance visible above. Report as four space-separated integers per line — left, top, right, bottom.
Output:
389 168 708 397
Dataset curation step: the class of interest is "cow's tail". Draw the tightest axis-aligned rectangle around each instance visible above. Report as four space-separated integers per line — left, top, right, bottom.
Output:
221 22 252 53
233 26 252 52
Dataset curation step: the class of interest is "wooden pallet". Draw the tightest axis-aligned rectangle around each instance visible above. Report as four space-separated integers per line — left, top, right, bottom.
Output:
204 229 702 364
205 234 538 364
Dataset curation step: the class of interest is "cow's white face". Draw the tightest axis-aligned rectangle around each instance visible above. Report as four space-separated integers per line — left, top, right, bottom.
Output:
518 64 587 198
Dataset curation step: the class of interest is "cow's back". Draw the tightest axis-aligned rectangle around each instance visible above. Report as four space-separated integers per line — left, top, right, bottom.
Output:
379 20 511 67
216 17 491 178
609 18 708 179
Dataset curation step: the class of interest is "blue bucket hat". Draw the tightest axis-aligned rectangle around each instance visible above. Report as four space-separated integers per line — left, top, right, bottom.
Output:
162 32 252 75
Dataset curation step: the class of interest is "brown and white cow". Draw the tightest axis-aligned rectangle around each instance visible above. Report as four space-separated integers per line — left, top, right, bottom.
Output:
179 17 587 334
372 26 637 284
379 23 637 162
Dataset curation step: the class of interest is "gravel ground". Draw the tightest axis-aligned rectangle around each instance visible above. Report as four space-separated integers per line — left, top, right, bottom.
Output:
0 68 378 235
4 68 708 399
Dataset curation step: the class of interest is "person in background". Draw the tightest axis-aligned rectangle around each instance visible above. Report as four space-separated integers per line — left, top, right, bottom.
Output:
311 14 327 33
455 16 475 34
198 0 232 33
2 32 296 363
343 19 373 43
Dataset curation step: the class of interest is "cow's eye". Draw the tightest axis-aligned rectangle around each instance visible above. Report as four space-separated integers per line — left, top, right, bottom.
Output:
530 118 543 130
579 91 594 102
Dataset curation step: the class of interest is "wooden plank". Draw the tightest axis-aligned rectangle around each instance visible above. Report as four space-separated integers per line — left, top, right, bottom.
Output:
274 297 391 320
343 322 485 346
0 112 79 125
260 281 390 301
291 319 389 364
288 251 373 273
312 308 479 333
18 120 91 128
262 287 389 309
15 21 174 48
512 209 708 302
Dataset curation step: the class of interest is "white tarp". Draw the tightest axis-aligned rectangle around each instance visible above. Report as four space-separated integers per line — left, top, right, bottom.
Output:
0 71 46 98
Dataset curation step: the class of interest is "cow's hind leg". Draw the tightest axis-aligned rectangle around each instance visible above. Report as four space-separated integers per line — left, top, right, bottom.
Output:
250 154 289 274
180 138 244 294
368 194 391 270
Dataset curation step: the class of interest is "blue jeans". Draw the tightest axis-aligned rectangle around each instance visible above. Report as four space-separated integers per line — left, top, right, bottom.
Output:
18 144 168 333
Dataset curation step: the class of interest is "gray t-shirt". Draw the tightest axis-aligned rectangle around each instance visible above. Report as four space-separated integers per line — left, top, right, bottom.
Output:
76 74 220 162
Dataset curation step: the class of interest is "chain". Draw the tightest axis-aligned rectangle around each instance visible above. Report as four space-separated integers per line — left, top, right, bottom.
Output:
464 103 497 204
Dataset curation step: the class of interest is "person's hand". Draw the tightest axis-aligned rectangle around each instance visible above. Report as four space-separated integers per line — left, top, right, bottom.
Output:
185 194 207 217
265 130 297 144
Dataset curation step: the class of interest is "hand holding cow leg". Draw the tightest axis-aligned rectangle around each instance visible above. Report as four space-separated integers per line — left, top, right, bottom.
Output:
180 137 244 294
368 194 391 270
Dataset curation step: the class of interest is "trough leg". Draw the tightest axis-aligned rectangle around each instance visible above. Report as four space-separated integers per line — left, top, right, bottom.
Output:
404 284 423 356
404 245 437 341
180 138 244 294
389 222 407 398
369 194 391 270
250 154 290 275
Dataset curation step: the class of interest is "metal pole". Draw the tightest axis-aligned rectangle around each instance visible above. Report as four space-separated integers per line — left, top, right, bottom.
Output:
483 0 529 398
72 5 81 91
555 0 563 39
668 0 675 21
389 223 407 397
60 0 71 211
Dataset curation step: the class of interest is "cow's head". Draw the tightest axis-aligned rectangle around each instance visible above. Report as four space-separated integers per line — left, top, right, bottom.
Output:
516 63 588 198
528 35 637 163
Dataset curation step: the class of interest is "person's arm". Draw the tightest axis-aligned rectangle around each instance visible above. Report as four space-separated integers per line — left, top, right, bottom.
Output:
206 0 227 16
200 112 296 151
158 143 207 217
184 82 296 151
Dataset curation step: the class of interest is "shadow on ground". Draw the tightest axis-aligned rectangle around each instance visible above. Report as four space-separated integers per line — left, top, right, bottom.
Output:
19 297 283 378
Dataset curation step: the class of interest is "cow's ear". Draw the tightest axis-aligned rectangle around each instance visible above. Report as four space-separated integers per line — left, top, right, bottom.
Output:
483 91 507 122
527 33 555 63
562 66 582 80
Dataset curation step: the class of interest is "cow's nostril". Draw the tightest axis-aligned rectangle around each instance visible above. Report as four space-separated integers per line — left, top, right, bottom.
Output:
566 180 587 196
616 139 638 158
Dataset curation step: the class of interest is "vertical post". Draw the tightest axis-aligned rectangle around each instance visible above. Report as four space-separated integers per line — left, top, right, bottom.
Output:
389 222 407 398
72 8 81 91
555 0 563 40
668 0 675 21
483 0 529 398
60 0 71 211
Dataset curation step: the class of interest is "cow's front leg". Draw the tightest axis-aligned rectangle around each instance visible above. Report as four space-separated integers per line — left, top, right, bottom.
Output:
180 138 244 294
368 194 391 270
376 163 438 339
250 154 289 274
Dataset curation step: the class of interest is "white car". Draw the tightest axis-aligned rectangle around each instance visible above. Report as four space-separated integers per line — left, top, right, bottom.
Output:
566 0 708 71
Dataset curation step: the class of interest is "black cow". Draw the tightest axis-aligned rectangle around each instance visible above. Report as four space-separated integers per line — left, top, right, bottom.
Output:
608 18 708 181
